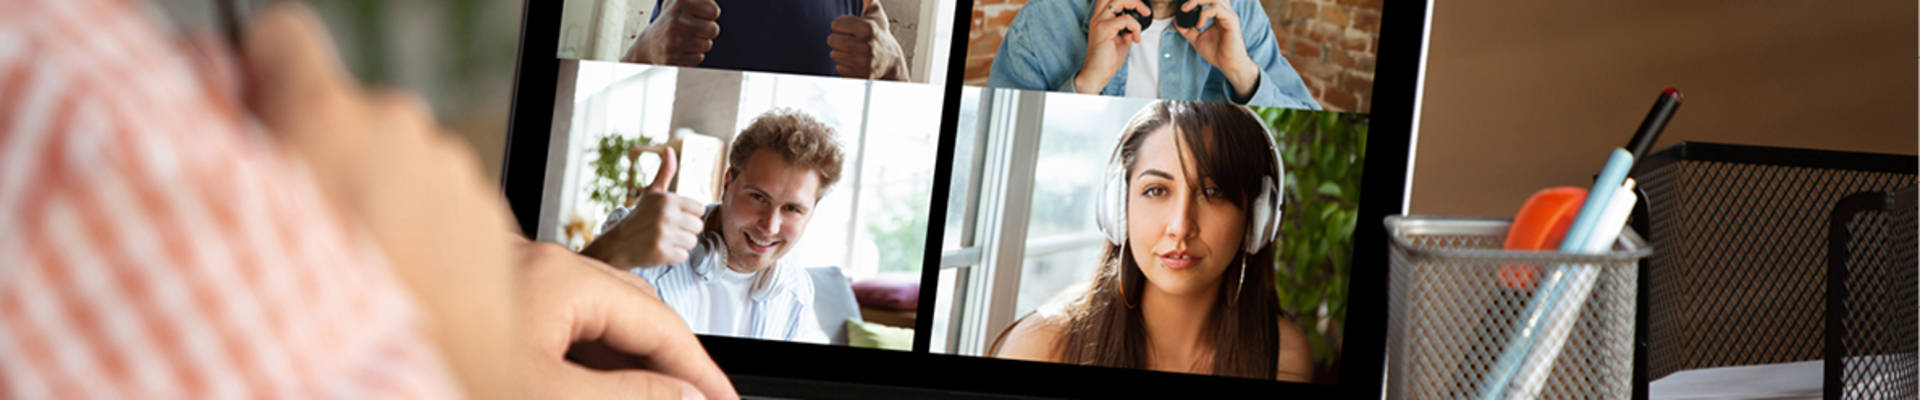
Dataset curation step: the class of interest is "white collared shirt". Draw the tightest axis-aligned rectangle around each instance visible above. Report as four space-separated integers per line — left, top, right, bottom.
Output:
607 205 828 344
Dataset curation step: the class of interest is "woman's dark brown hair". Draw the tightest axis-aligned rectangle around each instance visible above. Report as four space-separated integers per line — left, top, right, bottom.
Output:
992 101 1285 379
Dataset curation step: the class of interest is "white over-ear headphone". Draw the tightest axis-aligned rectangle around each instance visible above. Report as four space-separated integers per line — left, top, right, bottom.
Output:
1094 107 1285 255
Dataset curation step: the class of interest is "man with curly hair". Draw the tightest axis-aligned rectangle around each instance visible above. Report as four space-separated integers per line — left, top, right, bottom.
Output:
585 109 846 344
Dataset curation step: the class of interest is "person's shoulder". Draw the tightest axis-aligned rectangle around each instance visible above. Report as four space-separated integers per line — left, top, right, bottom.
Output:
994 290 1082 360
1274 314 1314 382
995 308 1070 362
1009 0 1090 26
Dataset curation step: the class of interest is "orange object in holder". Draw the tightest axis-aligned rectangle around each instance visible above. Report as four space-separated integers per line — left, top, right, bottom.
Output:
1500 186 1587 290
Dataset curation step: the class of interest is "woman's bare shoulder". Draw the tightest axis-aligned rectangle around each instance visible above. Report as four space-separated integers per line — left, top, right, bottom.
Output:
1275 315 1315 382
994 302 1073 362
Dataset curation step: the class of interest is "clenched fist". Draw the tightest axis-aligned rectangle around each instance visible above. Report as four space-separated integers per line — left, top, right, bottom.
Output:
827 0 910 81
623 0 723 66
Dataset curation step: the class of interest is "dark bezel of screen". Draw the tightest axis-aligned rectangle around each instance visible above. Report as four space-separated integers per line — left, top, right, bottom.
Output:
501 1 1426 397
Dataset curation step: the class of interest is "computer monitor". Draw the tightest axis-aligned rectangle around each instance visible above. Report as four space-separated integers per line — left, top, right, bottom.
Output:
503 0 1429 396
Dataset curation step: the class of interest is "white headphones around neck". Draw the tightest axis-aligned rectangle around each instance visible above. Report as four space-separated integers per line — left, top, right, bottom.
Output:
1093 106 1285 255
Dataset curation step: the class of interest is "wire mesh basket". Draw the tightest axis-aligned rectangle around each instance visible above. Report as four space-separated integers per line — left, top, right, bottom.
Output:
1385 216 1650 399
1827 187 1918 400
1628 141 1917 398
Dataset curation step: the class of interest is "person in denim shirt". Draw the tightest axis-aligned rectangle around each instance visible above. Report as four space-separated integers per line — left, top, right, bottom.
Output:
987 0 1322 110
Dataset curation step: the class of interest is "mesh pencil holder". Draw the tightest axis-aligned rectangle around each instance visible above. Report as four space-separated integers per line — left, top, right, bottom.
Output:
1627 141 1916 399
1384 215 1651 399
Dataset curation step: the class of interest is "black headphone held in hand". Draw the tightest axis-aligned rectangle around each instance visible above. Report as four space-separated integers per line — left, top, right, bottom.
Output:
1115 0 1204 36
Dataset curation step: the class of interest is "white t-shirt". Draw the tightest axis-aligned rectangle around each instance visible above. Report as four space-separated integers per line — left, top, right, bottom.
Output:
706 266 759 336
1124 18 1173 98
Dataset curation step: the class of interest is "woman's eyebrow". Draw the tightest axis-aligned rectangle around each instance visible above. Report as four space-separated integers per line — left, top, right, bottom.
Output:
1136 169 1176 181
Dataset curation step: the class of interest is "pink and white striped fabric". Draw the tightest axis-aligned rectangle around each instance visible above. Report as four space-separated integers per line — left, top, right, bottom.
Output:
0 0 462 397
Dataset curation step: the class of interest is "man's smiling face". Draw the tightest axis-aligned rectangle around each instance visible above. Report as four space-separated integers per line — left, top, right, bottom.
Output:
718 149 823 273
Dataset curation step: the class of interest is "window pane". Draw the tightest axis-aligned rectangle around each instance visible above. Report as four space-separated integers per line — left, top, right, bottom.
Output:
1015 94 1157 317
1016 247 1101 318
943 87 982 252
931 266 958 353
850 81 943 280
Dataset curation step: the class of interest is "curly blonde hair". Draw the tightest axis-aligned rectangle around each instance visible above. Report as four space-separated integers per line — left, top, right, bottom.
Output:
728 109 845 198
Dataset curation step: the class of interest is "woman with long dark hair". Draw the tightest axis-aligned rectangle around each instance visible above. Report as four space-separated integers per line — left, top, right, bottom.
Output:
991 100 1313 381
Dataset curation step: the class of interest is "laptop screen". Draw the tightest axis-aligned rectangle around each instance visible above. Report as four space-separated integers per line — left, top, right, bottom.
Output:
517 0 1416 393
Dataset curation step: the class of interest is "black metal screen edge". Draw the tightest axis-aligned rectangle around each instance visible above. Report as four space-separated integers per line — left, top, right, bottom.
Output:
1336 0 1427 396
911 0 972 356
502 0 557 238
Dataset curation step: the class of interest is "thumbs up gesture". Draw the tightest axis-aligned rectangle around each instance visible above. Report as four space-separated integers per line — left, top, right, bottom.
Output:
622 0 723 66
582 147 709 269
828 0 911 81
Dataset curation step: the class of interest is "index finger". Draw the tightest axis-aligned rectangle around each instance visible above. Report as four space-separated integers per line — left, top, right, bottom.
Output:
242 2 352 132
673 0 722 20
585 269 737 399
1090 0 1115 20
1111 0 1151 16
671 194 706 215
829 16 872 36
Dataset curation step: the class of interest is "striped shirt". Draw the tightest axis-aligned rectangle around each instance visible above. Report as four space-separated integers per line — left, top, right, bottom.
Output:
608 205 828 344
0 0 460 398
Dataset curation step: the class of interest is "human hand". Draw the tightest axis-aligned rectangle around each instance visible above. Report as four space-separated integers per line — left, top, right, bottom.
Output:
518 241 739 400
582 147 706 269
1075 0 1150 94
623 0 722 66
1174 0 1260 98
241 2 520 397
828 0 911 81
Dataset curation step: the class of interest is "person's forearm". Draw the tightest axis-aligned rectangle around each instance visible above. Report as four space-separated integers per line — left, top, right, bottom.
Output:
578 239 624 267
1072 71 1107 94
1223 58 1261 101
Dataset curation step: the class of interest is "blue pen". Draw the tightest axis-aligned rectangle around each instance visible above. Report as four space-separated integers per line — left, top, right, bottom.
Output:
1480 87 1681 398
1479 149 1634 399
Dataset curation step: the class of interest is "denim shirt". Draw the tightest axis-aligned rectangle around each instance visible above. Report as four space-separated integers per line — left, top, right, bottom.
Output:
985 0 1322 110
603 205 827 344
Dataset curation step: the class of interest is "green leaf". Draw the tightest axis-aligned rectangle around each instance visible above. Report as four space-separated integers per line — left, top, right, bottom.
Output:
1316 181 1342 198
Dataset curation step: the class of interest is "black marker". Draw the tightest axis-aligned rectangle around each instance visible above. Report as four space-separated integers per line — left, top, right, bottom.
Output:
1624 87 1683 160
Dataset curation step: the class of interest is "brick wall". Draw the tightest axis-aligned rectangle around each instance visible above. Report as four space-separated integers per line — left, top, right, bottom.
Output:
964 0 1381 113
965 0 1028 86
1267 0 1381 112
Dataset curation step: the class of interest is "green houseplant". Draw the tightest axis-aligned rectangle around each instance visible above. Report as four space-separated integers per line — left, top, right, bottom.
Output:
1252 107 1368 373
585 132 658 216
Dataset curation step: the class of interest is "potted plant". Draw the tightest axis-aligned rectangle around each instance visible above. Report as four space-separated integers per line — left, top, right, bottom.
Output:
1253 108 1368 383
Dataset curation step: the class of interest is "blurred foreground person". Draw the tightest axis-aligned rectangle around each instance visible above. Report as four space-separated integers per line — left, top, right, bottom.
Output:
0 1 735 398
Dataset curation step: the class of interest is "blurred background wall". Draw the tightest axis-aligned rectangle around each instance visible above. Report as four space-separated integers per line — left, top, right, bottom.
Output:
157 0 523 184
153 0 1917 217
1411 0 1918 216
